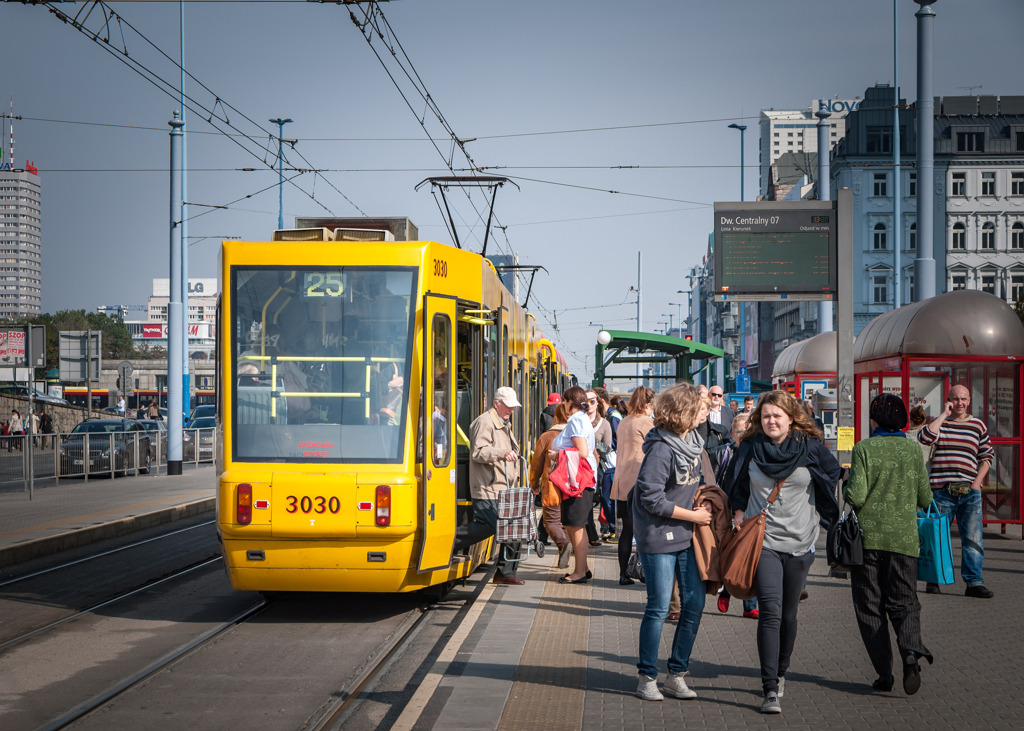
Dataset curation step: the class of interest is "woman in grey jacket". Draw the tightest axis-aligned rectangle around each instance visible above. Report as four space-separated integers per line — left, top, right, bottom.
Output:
632 384 712 702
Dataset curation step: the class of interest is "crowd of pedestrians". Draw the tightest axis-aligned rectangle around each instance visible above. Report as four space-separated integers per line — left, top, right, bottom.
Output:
502 380 996 715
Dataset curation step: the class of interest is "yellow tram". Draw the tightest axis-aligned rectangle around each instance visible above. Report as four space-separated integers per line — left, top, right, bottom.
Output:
216 225 570 593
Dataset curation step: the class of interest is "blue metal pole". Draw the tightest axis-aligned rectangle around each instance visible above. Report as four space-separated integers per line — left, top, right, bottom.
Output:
180 0 190 420
270 118 292 230
168 113 184 475
914 0 937 300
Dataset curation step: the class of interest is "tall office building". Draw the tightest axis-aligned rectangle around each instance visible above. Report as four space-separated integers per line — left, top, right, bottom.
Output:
0 162 42 319
759 98 859 199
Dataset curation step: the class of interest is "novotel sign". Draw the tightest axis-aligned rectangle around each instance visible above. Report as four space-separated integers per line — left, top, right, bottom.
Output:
815 98 861 114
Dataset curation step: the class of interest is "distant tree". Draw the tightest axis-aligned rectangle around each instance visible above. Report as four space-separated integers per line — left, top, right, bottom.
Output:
135 342 167 359
14 310 138 375
1015 289 1024 326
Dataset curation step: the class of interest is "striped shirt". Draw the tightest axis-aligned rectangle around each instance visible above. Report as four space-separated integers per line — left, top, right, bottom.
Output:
918 416 993 487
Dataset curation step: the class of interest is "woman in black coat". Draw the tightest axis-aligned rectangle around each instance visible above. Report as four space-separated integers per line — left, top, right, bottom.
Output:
723 390 840 715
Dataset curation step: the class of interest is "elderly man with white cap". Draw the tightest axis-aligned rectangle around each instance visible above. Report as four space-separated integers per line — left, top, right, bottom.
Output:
455 386 525 585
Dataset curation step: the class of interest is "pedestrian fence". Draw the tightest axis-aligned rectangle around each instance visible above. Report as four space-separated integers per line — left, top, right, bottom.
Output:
0 427 216 491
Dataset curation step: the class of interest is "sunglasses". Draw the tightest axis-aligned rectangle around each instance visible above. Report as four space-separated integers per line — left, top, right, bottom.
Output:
710 392 723 397
587 398 597 403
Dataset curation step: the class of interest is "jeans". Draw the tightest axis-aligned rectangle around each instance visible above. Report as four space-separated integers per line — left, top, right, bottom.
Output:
599 469 616 531
753 547 814 694
454 498 519 577
931 488 985 586
637 547 706 678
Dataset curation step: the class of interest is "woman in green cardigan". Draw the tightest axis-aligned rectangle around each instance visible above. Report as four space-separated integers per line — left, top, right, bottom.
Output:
844 393 934 696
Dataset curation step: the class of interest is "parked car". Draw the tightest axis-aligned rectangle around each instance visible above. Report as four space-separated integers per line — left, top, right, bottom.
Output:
183 416 216 462
135 419 168 462
189 404 216 422
0 385 70 406
59 418 152 477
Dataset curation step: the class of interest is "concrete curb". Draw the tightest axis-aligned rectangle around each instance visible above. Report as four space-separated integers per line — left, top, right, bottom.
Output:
0 497 215 569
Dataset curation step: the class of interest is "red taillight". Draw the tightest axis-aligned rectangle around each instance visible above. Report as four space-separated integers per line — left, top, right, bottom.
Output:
237 483 252 525
375 485 391 527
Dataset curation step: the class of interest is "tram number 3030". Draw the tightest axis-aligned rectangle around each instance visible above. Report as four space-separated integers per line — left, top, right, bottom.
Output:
285 495 342 514
433 258 448 277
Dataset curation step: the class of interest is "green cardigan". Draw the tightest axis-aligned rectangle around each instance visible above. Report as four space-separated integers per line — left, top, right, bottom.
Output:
844 436 933 557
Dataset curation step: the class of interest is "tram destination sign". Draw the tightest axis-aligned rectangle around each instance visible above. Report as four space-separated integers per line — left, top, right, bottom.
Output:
713 202 837 301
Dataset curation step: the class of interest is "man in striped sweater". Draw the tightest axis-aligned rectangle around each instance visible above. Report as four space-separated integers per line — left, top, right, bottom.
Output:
918 385 994 598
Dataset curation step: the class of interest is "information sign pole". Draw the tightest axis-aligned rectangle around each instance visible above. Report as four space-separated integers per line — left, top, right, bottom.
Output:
25 325 34 500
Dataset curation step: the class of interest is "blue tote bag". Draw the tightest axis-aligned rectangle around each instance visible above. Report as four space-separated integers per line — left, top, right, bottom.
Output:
918 501 955 585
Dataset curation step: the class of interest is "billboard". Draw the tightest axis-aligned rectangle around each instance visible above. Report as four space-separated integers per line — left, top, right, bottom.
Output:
0 326 45 367
0 329 26 365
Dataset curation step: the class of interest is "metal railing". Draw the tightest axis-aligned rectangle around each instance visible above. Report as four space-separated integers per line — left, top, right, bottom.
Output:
0 427 217 491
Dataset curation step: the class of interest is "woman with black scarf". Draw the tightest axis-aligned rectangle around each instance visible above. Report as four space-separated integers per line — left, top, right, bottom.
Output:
722 390 840 715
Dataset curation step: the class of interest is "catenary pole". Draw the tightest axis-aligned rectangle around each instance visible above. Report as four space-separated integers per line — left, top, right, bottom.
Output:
893 0 902 309
914 0 937 300
180 0 190 419
168 113 184 476
270 118 293 230
817 108 834 332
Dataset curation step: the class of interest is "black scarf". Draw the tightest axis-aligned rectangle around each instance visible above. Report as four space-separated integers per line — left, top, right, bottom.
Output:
750 431 809 481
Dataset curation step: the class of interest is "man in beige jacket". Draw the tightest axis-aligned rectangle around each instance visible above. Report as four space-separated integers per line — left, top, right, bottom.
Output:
455 386 524 585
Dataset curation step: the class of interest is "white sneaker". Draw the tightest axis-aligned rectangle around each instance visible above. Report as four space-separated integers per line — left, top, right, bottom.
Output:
636 674 664 701
778 676 785 697
663 672 697 699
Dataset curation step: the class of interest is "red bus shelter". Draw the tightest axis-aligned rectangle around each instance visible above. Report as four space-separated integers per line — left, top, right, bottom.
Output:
771 331 842 400
854 290 1024 529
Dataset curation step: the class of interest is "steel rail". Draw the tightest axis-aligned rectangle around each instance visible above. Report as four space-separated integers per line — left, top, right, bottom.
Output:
0 519 215 589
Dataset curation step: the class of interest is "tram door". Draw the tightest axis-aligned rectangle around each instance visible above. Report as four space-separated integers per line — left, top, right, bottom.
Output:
418 294 457 572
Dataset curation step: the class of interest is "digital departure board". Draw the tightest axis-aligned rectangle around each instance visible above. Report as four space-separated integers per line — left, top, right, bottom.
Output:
713 203 837 299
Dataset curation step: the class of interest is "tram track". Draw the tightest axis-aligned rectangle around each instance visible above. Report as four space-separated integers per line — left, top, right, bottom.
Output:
0 519 215 589
41 597 268 731
308 564 498 731
0 556 223 653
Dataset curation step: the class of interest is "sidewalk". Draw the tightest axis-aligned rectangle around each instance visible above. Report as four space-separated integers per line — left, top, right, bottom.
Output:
0 467 215 568
402 524 1023 730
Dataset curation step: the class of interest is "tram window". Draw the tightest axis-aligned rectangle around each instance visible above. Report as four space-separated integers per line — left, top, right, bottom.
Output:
431 314 451 467
231 266 416 463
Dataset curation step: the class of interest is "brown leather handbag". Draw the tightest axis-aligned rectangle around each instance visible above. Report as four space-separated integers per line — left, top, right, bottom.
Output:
719 480 782 601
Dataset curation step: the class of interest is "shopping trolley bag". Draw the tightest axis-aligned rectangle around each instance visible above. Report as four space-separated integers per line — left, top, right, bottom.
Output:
496 486 537 563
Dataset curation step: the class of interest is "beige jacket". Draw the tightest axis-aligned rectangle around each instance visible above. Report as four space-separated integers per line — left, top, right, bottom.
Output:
609 413 654 501
469 408 520 500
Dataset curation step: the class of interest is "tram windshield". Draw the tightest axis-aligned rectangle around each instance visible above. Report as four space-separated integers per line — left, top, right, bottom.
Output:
231 266 417 463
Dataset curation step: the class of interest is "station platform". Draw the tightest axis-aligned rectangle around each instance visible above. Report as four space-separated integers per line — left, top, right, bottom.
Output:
401 523 1024 730
0 468 215 569
2 474 1021 728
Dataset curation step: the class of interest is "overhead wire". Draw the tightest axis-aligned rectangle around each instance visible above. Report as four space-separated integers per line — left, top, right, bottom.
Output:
38 0 359 218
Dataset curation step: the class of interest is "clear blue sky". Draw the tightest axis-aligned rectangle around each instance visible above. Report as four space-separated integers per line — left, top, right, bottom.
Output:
4 0 1022 377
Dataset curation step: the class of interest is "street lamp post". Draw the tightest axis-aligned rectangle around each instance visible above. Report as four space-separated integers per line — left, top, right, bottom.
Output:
728 123 747 380
661 312 674 337
269 118 292 230
669 301 684 335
